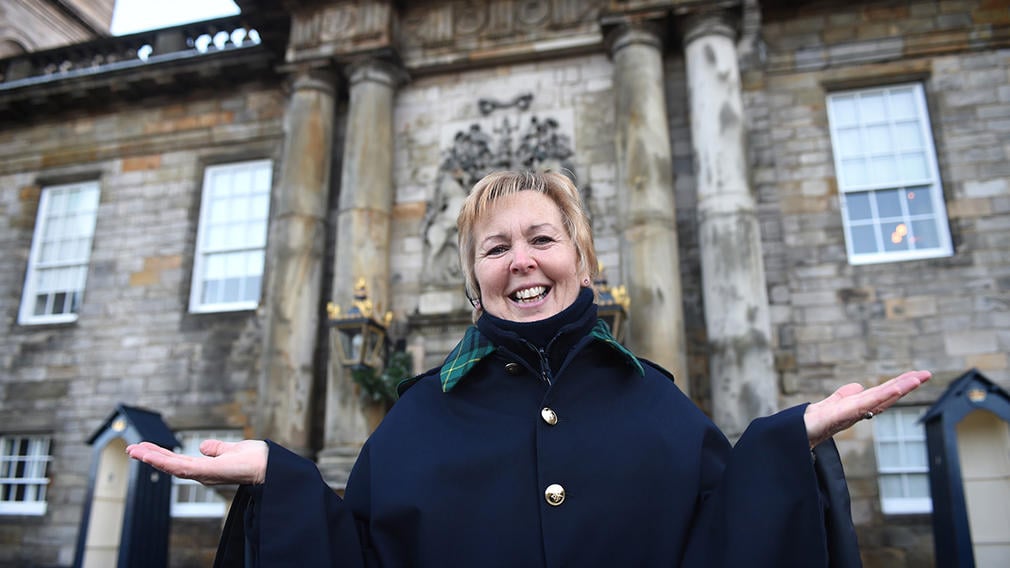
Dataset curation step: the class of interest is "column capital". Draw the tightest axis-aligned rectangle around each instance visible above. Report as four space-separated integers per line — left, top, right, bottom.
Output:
603 19 666 58
344 56 409 89
680 10 738 47
280 59 340 96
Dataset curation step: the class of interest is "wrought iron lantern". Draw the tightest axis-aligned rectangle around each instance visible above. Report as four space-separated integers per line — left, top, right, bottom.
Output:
594 263 630 344
327 278 393 373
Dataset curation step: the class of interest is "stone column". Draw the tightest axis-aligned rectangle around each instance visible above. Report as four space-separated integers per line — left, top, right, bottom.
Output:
318 58 405 487
256 65 337 456
683 13 777 439
607 22 690 398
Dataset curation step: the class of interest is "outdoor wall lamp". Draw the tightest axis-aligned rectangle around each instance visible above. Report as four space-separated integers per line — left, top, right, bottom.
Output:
327 278 393 374
594 263 630 344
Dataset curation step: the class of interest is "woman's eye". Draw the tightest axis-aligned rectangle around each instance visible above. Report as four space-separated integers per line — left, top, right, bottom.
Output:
532 236 555 246
485 245 508 256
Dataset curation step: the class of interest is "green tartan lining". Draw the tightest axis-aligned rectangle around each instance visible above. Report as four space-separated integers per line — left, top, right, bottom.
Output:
439 320 643 392
440 326 496 392
589 319 645 376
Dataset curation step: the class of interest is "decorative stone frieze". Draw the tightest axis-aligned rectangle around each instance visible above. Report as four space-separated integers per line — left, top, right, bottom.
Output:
289 1 395 61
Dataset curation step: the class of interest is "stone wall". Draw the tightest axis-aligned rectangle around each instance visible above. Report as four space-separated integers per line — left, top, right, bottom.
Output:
0 85 285 566
743 1 1010 565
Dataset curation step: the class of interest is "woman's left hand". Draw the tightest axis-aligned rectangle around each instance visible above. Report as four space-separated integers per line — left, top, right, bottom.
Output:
804 370 931 448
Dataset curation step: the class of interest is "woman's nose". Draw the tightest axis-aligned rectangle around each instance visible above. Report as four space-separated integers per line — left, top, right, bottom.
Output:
510 246 536 273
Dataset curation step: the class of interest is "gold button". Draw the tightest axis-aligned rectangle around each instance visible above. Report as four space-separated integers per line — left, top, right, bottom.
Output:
504 362 522 375
545 483 565 506
541 407 558 425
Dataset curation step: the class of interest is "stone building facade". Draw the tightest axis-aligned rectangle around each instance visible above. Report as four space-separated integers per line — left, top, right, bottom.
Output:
1 1 1008 566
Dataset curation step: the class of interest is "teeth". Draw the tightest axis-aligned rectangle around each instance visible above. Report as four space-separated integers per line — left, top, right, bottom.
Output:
514 286 547 301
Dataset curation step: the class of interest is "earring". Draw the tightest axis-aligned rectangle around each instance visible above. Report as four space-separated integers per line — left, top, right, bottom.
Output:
583 278 590 286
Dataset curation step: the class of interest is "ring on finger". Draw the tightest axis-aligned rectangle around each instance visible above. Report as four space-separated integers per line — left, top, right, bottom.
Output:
863 410 875 420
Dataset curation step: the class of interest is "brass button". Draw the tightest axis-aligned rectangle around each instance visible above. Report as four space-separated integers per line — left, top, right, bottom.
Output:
541 407 558 425
545 483 565 506
504 362 522 375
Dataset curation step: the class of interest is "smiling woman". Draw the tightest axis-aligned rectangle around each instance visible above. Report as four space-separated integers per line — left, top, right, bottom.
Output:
128 169 931 567
110 0 240 35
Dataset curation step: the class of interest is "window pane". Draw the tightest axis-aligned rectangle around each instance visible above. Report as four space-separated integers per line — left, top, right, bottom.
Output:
906 473 931 498
49 192 67 216
904 441 928 468
251 194 269 220
876 189 903 218
850 225 878 254
888 88 917 120
868 156 897 184
253 167 271 192
883 222 911 251
841 158 867 186
208 226 227 249
844 192 872 220
898 153 928 180
832 96 858 125
232 169 250 194
875 410 898 437
893 121 922 150
898 407 925 434
223 277 241 303
244 276 261 303
878 441 902 469
835 127 862 158
911 219 940 249
905 188 933 215
226 224 244 249
880 474 902 498
202 280 221 304
860 93 887 122
865 125 892 154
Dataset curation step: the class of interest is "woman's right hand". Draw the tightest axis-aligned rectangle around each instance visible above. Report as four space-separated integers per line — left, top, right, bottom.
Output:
126 439 268 486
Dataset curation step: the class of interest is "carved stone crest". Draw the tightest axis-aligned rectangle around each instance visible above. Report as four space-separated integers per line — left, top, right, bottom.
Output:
420 94 581 287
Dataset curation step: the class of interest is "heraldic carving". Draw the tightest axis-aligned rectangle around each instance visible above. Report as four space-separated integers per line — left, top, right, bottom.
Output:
421 94 581 286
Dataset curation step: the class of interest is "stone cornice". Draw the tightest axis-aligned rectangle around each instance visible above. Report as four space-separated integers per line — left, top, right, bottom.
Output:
0 16 284 123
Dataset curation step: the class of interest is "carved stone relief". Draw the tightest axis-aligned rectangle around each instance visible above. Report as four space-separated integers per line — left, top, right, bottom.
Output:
420 95 582 289
401 0 604 50
290 2 393 54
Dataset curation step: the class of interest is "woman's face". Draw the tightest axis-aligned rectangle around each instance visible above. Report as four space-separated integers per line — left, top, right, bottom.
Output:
472 191 585 322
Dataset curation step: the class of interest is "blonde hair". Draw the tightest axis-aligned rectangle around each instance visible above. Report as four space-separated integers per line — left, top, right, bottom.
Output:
457 170 598 319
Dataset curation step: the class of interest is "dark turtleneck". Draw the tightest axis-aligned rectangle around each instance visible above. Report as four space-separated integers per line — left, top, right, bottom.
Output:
477 287 597 374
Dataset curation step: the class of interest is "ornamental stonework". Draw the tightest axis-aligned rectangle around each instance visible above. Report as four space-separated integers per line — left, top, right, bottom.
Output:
290 1 394 55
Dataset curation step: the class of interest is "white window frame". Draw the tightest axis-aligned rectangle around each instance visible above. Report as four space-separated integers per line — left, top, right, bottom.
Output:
189 159 273 313
826 83 953 265
872 406 932 515
171 429 243 518
0 435 53 516
18 181 101 325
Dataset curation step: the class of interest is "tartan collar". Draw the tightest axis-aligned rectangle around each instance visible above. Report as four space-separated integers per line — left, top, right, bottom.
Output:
440 319 644 392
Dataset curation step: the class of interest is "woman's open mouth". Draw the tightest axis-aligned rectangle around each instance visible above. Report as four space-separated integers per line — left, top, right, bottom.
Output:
511 285 550 304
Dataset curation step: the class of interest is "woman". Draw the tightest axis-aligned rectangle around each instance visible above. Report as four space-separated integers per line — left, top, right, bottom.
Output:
128 170 930 567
